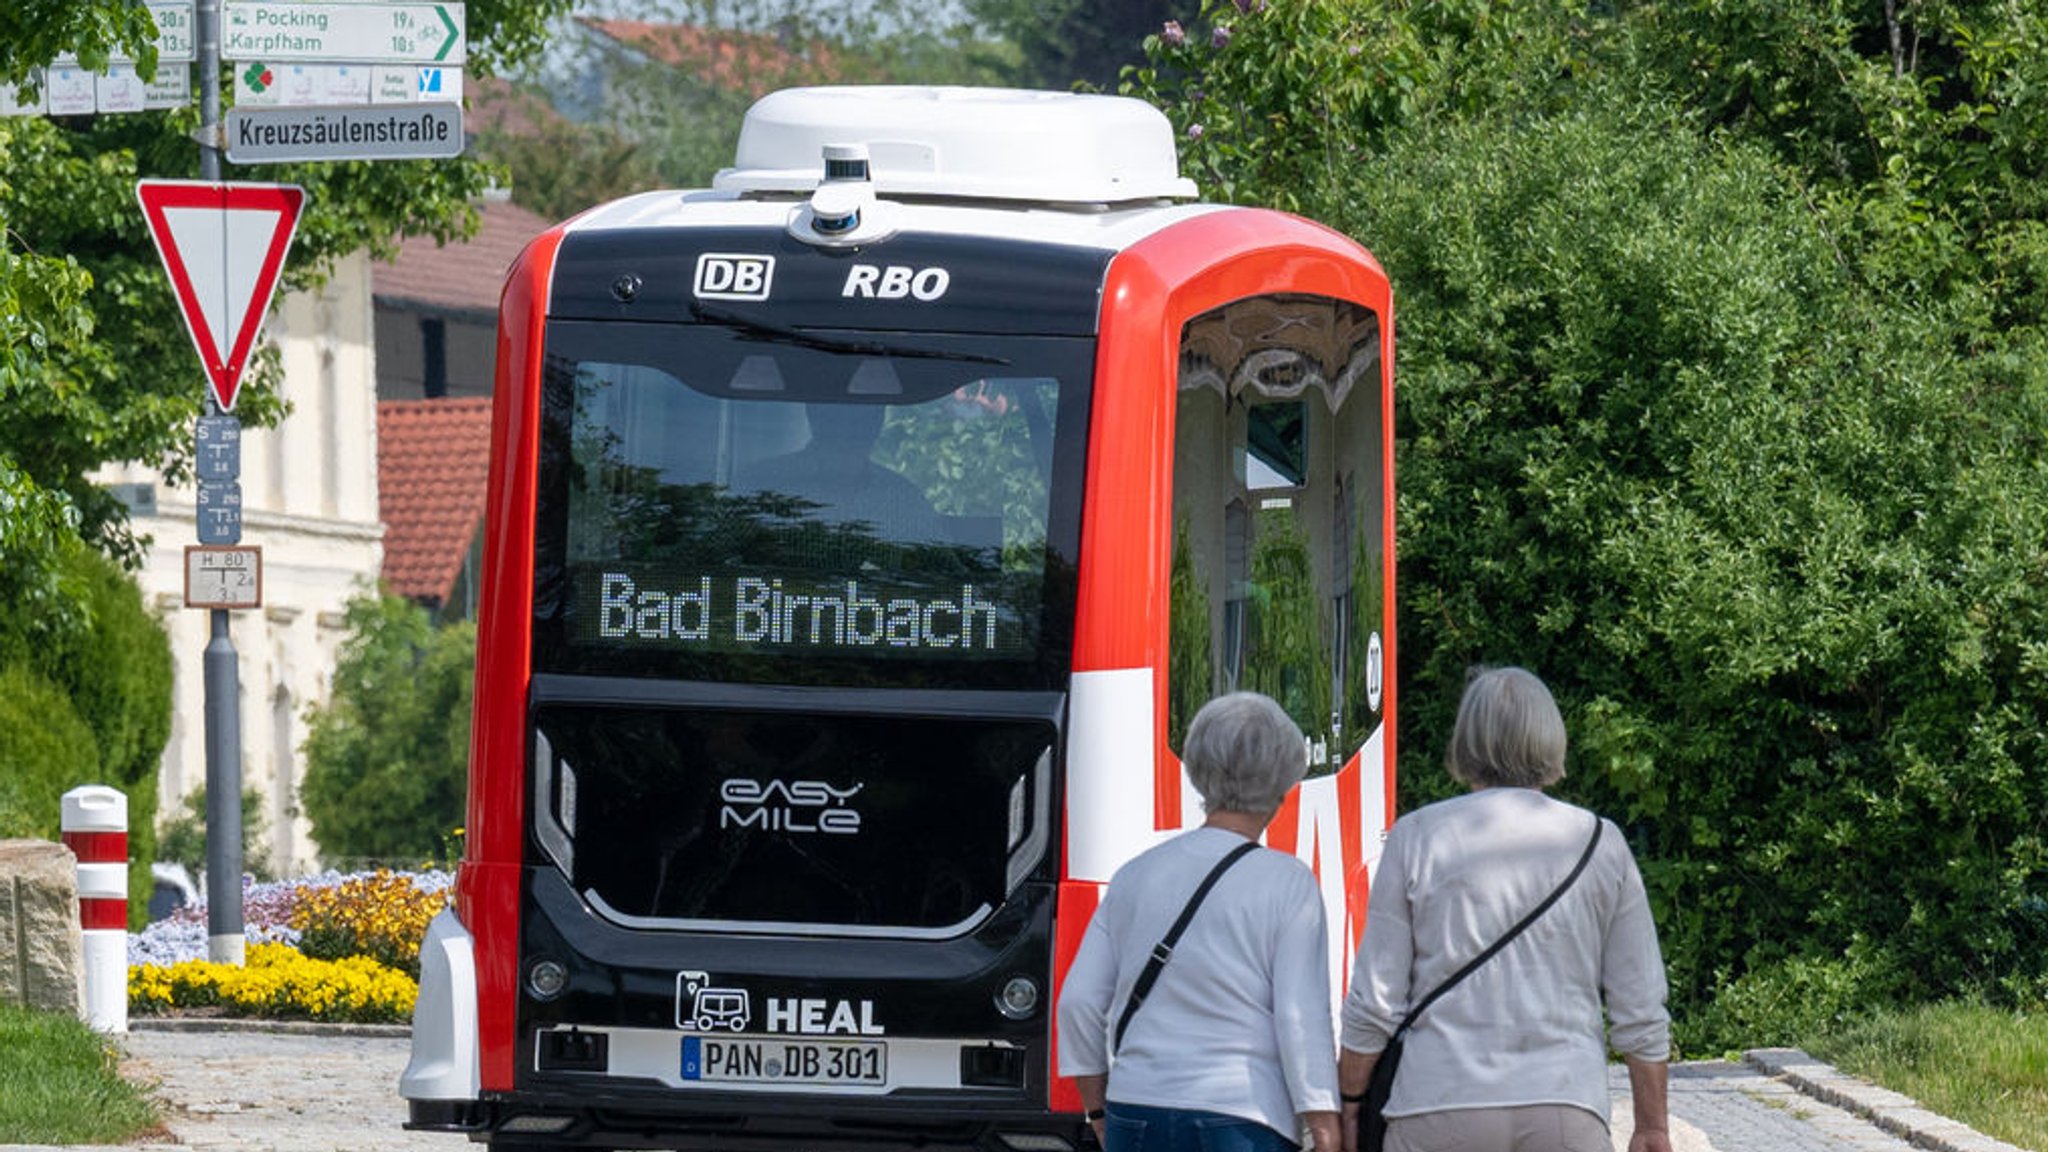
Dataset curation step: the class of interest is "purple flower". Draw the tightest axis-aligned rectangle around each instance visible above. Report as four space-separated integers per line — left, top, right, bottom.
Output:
1161 20 1186 47
1212 25 1233 49
1187 123 1205 139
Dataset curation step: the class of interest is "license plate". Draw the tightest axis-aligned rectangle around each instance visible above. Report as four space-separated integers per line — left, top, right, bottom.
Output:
682 1036 887 1085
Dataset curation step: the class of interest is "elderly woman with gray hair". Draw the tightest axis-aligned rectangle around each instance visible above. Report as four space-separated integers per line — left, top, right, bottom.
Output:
1059 692 1342 1152
1338 666 1671 1152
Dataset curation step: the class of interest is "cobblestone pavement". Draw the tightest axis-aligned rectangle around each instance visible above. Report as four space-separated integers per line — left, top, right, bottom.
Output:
0 1024 2031 1152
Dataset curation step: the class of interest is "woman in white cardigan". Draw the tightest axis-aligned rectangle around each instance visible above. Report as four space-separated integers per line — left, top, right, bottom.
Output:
1338 666 1672 1152
1059 692 1341 1152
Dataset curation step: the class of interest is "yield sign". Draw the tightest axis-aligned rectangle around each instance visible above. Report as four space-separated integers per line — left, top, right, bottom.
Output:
135 180 305 413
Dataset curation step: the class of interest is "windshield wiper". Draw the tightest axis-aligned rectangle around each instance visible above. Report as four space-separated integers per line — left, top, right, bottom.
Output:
689 301 1010 366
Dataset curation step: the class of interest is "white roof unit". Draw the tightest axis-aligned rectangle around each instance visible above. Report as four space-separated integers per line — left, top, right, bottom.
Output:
713 86 1200 205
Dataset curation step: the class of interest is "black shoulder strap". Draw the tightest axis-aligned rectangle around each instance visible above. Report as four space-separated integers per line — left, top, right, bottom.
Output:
1112 839 1259 1053
1393 816 1603 1041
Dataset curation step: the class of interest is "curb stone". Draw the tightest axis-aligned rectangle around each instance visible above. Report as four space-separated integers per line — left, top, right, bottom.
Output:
1745 1048 2030 1152
131 1015 410 1039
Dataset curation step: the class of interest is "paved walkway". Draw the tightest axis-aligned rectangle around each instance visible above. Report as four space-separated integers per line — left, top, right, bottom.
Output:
0 1024 2031 1152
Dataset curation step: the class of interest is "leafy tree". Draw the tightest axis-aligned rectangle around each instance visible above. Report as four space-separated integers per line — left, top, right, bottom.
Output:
0 0 565 904
300 594 475 865
157 786 275 883
1129 0 2048 1047
963 0 1193 91
470 82 661 222
481 0 1016 211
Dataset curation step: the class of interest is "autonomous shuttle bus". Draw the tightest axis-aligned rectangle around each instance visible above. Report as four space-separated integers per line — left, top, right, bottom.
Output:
402 85 1397 1152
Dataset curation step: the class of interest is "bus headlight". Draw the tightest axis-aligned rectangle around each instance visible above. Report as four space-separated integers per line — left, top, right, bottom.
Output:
527 958 569 1001
996 975 1039 1019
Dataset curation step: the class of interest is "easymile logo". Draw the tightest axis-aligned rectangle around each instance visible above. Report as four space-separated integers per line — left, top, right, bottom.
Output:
720 779 863 834
694 253 775 301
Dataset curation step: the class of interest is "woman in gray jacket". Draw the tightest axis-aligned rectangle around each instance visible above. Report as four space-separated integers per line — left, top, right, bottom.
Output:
1339 667 1672 1152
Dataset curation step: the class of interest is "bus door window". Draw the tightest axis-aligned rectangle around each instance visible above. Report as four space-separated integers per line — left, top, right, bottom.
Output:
1168 296 1386 770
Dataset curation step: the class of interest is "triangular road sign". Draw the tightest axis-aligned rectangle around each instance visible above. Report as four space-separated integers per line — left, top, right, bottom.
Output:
135 180 305 413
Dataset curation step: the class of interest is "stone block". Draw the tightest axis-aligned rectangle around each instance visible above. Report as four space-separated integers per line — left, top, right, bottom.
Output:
0 838 87 1017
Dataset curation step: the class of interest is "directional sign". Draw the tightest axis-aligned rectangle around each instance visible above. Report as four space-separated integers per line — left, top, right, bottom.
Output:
223 3 466 64
135 180 305 413
224 102 463 164
56 1 196 65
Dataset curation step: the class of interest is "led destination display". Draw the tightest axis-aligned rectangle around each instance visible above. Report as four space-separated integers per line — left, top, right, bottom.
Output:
580 567 1029 657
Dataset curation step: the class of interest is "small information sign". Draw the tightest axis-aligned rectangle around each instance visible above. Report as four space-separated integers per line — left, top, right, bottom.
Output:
0 75 45 116
195 415 242 481
184 545 263 610
46 67 98 115
55 1 197 65
235 60 461 105
196 480 243 544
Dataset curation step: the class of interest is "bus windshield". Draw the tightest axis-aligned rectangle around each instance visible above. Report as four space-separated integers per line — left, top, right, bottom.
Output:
532 320 1094 689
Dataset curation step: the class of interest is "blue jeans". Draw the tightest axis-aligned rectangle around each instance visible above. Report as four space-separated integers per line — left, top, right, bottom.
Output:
1103 1103 1299 1152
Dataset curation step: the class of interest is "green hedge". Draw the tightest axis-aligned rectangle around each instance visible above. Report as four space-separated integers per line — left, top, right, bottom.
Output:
0 546 172 927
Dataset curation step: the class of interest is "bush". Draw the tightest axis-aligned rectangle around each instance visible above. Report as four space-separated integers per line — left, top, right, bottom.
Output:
1681 949 1901 1056
0 665 100 839
0 546 172 926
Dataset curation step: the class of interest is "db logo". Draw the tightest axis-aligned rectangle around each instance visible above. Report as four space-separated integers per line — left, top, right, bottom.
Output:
694 253 775 301
842 264 950 301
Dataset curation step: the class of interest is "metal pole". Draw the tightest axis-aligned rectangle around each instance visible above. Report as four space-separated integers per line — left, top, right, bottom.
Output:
198 0 221 180
202 603 244 965
194 0 244 966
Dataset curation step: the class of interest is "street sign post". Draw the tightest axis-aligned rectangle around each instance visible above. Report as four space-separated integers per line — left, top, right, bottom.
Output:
224 102 462 164
223 2 466 64
134 179 305 413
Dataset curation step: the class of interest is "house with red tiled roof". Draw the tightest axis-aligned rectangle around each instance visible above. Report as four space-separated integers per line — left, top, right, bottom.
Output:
577 17 845 99
370 193 549 619
373 191 553 402
376 397 493 617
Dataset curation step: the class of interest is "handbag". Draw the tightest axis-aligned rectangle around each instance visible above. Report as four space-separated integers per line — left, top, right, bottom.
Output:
1354 818 1603 1152
1112 840 1259 1053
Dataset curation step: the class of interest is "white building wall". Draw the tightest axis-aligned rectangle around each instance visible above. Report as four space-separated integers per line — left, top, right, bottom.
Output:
98 250 384 877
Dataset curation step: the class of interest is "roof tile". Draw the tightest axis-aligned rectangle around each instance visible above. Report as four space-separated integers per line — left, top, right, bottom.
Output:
377 397 494 605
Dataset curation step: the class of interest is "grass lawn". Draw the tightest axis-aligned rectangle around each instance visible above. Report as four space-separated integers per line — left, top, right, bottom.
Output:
0 1001 159 1144
1809 1000 2048 1152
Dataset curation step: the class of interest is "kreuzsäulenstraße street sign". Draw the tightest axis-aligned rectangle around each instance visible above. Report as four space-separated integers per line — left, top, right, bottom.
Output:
225 102 463 163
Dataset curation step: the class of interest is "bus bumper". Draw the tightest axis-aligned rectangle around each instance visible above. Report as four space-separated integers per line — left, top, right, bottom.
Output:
401 908 481 1110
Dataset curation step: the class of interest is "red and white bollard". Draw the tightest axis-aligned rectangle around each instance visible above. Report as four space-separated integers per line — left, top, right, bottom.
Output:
61 785 128 1033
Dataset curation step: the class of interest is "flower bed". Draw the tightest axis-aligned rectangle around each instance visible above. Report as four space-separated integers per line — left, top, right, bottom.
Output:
128 869 450 1024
